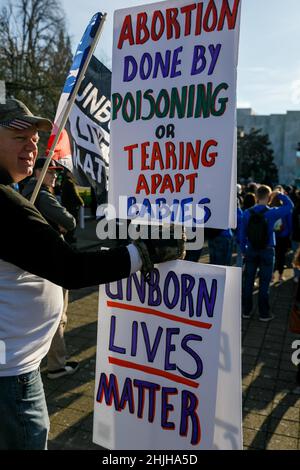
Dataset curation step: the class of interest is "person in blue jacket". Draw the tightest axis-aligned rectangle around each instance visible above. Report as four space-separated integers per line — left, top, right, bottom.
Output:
269 190 292 283
235 197 244 267
241 185 294 322
207 227 234 266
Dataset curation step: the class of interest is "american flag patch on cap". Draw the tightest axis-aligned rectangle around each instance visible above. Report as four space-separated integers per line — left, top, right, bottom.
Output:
0 119 33 130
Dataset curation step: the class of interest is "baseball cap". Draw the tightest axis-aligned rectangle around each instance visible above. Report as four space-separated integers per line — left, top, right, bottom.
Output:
0 98 52 131
34 157 63 171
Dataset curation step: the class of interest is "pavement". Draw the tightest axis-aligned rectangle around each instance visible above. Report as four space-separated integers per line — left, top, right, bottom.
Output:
43 218 300 450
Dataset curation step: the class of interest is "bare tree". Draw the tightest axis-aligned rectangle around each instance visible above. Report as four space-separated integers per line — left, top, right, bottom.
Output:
0 0 72 119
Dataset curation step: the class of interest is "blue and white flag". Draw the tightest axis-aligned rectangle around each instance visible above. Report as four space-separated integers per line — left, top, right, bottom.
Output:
62 13 103 96
48 12 104 147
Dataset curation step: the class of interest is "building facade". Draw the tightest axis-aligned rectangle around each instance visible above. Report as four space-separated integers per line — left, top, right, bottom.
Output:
237 108 300 185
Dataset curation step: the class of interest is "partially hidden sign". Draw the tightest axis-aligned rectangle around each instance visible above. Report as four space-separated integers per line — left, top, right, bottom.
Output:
109 0 241 228
93 261 242 450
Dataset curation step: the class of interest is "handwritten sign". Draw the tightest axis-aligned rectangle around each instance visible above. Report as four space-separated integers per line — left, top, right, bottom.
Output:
109 0 241 228
93 261 231 450
213 265 242 449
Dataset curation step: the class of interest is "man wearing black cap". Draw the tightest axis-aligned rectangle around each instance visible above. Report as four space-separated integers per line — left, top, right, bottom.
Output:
0 98 185 450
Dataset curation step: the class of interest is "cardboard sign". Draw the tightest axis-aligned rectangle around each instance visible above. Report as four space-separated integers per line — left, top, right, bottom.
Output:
93 261 242 450
109 0 241 228
213 265 242 449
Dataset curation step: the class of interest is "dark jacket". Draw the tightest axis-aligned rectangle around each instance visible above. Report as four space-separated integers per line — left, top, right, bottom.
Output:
22 178 76 233
61 175 84 216
292 204 300 242
0 172 131 290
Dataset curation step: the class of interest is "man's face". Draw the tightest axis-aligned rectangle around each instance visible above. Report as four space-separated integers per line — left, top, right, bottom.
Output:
0 126 39 182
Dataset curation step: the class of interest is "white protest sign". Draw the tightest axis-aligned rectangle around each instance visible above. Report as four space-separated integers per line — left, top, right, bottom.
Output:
213 265 242 449
93 260 242 450
109 0 241 228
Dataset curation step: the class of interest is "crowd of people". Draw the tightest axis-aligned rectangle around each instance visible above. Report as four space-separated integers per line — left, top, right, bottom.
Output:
205 181 300 393
237 183 294 321
206 181 300 319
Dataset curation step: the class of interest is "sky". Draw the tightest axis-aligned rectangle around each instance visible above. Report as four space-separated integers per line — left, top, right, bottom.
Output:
1 0 298 115
58 0 300 116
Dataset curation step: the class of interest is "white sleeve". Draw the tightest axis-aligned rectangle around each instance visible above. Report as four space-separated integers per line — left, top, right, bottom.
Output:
126 243 143 274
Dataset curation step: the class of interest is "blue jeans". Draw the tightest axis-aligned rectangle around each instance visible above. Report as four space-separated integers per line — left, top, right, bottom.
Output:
235 242 243 268
0 368 49 449
242 246 275 318
208 235 233 266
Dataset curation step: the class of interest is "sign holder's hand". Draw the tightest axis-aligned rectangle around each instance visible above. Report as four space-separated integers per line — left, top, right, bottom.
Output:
132 224 186 281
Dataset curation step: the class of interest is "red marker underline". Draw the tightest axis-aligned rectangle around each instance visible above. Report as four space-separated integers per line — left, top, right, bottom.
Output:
107 301 212 329
109 357 199 389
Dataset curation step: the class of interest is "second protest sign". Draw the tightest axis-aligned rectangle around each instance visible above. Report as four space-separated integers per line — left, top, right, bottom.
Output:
93 261 227 450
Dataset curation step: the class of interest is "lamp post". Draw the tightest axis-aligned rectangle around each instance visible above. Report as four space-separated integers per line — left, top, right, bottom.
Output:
237 128 245 182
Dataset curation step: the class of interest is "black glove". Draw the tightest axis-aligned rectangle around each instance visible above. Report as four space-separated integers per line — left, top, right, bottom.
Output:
132 224 186 279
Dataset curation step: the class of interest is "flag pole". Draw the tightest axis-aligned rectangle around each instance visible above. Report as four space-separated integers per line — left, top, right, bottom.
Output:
30 13 107 204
